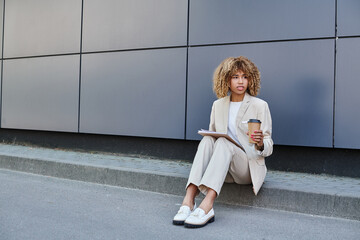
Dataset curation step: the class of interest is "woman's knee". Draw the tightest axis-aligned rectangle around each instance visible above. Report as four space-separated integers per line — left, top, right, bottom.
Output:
214 137 227 146
199 136 215 148
213 137 233 154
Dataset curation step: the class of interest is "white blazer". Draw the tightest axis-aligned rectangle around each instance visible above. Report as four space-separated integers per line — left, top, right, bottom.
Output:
208 92 273 195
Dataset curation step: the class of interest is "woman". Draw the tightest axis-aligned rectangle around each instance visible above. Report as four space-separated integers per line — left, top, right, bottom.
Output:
173 56 273 228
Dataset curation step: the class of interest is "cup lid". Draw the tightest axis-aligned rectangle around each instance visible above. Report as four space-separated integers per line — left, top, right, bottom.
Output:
248 119 261 123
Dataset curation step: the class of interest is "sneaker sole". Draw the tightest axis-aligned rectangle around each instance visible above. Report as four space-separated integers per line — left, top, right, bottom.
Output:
172 220 185 225
184 216 215 228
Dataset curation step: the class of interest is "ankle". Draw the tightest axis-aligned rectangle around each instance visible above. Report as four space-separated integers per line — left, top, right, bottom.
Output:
199 205 212 214
198 201 213 214
182 200 195 210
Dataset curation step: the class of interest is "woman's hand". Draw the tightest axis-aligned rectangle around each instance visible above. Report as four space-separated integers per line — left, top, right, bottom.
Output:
247 130 264 151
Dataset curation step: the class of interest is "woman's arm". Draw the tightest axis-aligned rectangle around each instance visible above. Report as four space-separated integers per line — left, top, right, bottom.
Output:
251 102 273 157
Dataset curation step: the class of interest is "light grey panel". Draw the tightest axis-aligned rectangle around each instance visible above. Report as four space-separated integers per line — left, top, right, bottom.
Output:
335 38 360 149
337 0 360 36
4 0 82 58
187 40 334 148
1 55 80 132
80 48 186 139
82 0 187 52
189 0 335 45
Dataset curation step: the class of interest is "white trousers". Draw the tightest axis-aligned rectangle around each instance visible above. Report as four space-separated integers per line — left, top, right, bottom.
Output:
186 136 251 196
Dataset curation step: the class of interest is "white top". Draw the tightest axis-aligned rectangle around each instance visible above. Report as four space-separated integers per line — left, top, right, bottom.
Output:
228 101 242 146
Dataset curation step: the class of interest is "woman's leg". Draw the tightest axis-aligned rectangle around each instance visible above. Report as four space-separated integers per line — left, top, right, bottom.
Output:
197 141 250 213
197 137 235 213
173 136 215 225
183 136 215 208
181 184 198 209
198 188 217 213
228 145 252 185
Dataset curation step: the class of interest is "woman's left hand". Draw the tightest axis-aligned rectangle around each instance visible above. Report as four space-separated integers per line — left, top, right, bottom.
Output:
251 130 264 150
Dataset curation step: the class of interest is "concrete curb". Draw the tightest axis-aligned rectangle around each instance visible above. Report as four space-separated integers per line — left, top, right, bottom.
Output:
0 145 359 221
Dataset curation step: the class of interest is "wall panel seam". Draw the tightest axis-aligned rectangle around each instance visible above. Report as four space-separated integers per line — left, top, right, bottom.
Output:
2 46 189 60
333 0 338 148
78 0 84 133
0 36 349 61
184 0 190 140
189 37 337 48
338 35 360 39
3 52 82 61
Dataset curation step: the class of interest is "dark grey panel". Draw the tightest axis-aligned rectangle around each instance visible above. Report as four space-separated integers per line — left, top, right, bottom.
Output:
3 0 81 58
337 0 360 36
187 40 334 148
335 38 360 149
189 0 335 45
82 0 187 52
1 55 80 132
80 48 186 139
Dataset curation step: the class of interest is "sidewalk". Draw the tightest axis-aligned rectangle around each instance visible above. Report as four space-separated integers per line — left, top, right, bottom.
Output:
0 143 359 221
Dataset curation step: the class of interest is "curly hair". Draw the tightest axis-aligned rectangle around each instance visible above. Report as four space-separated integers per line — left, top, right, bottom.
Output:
213 56 261 98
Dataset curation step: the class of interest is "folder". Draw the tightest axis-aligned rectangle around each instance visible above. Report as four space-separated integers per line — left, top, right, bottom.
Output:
198 129 245 152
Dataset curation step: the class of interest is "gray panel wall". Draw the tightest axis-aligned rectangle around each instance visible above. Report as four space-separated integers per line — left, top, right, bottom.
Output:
1 56 80 132
3 0 82 58
335 38 360 149
82 0 188 52
189 0 335 45
80 48 186 139
187 40 334 148
0 1 359 149
337 0 360 36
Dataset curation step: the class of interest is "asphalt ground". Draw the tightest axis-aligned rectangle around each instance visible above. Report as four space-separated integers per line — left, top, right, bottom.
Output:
1 169 359 240
0 143 359 220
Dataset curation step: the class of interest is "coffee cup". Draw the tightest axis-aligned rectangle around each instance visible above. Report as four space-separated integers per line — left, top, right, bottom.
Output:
248 119 261 143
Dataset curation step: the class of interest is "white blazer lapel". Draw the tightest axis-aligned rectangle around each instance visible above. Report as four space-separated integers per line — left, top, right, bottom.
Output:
236 92 252 124
222 96 230 132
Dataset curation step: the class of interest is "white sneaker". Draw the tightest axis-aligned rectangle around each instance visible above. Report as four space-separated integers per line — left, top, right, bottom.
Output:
184 208 215 228
172 203 196 225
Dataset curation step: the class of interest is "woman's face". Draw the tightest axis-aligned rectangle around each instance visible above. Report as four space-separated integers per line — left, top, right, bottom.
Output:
229 70 248 100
